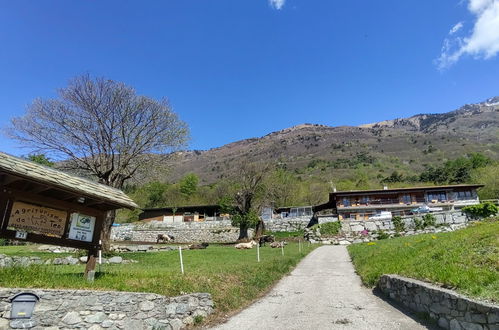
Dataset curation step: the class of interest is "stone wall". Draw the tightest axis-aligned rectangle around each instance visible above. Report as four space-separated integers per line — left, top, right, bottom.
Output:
305 211 470 244
112 221 254 243
340 211 468 234
263 216 313 232
0 288 214 330
378 275 498 330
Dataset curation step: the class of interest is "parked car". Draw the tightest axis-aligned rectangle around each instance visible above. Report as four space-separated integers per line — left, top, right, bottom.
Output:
368 211 392 220
410 205 443 214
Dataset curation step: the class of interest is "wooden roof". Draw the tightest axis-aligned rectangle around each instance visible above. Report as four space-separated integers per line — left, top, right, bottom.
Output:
330 184 484 197
0 152 138 210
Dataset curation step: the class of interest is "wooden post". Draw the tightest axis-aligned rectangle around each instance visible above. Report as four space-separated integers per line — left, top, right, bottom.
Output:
85 248 97 281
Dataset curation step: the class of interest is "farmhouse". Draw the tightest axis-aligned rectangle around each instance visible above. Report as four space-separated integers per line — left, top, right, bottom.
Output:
139 205 224 223
315 184 483 221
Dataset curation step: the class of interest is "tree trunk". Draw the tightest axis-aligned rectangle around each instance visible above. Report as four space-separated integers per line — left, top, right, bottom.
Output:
100 209 116 253
238 223 250 241
255 220 265 238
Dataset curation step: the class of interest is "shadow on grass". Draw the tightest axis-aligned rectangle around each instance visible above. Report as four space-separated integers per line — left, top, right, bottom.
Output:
372 287 440 330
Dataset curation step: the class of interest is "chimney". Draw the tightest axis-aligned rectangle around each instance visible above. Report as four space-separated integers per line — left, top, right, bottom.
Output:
383 185 388 190
333 187 337 192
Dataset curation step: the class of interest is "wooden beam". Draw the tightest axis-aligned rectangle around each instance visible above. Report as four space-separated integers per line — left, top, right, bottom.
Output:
0 175 21 186
29 185 52 194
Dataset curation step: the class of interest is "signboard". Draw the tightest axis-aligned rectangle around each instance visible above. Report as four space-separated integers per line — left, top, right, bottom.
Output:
8 201 67 236
68 213 96 242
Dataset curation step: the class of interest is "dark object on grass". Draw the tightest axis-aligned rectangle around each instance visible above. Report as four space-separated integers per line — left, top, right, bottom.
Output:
157 234 175 243
189 242 209 249
270 241 287 248
258 235 275 247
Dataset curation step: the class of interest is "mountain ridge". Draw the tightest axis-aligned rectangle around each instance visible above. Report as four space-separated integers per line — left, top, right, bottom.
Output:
148 97 499 185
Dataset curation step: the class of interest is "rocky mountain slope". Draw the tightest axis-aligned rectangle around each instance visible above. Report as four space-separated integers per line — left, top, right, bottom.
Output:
158 98 499 184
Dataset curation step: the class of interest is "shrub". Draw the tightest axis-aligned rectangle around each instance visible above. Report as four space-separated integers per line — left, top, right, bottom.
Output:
194 315 204 325
413 217 424 230
392 216 405 232
0 239 7 246
422 214 436 228
317 221 341 236
462 202 498 219
376 230 389 240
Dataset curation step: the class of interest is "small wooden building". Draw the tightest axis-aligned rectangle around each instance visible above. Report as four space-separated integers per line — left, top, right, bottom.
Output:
139 205 222 223
0 152 137 275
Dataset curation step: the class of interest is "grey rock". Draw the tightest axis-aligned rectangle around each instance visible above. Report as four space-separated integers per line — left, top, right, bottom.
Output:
169 319 183 330
438 317 449 329
460 321 483 330
139 300 155 311
66 256 79 265
175 303 188 314
79 256 88 263
62 311 82 325
449 318 462 330
108 256 123 264
0 318 9 329
88 325 104 330
9 319 37 329
85 311 108 323
123 319 147 330
488 311 499 323
101 319 114 328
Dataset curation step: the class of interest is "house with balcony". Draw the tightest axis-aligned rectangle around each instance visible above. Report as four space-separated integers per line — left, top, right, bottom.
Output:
314 184 483 221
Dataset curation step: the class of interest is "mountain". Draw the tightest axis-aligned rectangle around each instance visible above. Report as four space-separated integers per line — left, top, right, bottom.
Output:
157 98 499 184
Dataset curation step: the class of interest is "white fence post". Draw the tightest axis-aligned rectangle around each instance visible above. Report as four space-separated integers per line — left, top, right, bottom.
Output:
257 243 260 262
179 246 184 274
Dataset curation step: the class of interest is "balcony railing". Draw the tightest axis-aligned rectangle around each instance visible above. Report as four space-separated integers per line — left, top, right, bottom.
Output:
339 198 427 207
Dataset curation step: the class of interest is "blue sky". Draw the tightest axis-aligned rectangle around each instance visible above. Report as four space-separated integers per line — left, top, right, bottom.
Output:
1 0 498 156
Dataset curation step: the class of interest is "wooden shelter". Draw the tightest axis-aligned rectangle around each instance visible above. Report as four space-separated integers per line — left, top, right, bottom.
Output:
0 152 137 276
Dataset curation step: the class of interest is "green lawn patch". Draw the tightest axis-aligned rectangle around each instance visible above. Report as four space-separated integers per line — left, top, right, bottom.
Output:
0 242 316 321
347 219 499 302
266 230 304 239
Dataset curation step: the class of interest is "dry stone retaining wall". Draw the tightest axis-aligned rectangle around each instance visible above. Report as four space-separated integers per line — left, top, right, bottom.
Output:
112 216 317 243
0 288 214 330
305 211 470 244
112 221 254 243
378 275 498 330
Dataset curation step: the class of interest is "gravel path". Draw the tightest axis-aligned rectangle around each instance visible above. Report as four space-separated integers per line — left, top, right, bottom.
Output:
212 245 434 330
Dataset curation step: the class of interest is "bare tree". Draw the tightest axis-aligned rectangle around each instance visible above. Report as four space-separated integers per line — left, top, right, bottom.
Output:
230 162 271 240
7 75 189 250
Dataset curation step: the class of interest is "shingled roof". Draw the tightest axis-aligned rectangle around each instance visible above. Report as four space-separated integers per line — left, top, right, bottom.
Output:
0 152 138 209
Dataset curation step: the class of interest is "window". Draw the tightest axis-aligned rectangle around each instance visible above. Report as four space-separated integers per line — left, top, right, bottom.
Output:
401 194 412 204
360 196 370 204
456 190 473 199
427 191 447 202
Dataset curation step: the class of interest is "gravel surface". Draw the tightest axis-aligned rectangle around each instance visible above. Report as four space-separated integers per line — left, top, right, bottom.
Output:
212 245 436 330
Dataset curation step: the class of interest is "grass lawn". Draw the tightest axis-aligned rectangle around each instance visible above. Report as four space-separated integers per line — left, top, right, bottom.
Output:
0 242 316 322
347 219 499 302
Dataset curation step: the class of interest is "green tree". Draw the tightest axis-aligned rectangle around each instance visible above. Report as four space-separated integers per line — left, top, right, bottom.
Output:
26 153 54 167
179 173 199 197
471 164 499 199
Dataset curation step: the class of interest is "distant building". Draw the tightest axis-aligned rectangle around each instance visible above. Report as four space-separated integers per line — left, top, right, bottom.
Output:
139 205 223 223
274 206 313 219
314 184 483 221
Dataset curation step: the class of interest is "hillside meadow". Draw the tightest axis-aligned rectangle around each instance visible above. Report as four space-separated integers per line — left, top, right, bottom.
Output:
348 219 499 302
0 242 316 322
